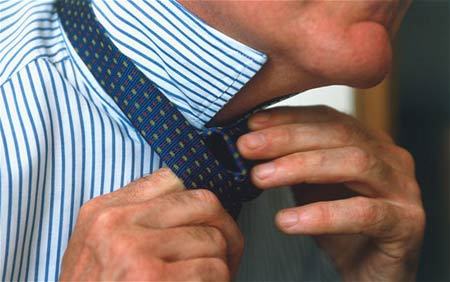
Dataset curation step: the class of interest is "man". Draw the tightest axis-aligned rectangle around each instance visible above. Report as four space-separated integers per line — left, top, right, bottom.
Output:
0 0 424 281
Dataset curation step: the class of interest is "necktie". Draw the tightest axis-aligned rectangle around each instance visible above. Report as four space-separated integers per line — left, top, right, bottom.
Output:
56 0 261 217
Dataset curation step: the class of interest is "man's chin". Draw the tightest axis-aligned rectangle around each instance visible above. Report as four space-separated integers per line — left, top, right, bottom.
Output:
346 58 391 89
345 21 393 88
296 21 393 89
309 48 392 90
323 22 393 89
347 23 392 88
351 75 388 89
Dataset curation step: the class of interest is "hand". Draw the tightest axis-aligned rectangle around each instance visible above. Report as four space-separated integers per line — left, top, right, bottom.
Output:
237 106 425 282
60 168 243 281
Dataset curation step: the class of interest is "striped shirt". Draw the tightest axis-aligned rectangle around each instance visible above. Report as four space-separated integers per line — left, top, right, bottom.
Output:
0 0 266 280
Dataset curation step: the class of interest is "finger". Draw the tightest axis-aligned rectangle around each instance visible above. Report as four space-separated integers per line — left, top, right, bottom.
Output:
375 143 416 176
134 189 243 274
106 168 185 205
249 105 345 130
75 168 185 231
275 197 398 238
238 122 365 160
147 226 228 262
166 258 230 281
251 146 395 197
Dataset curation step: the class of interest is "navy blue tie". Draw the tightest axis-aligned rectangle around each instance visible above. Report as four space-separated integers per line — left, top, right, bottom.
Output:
56 0 262 217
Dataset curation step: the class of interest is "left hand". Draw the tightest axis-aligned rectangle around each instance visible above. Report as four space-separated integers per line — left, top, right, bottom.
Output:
237 106 425 282
60 169 242 281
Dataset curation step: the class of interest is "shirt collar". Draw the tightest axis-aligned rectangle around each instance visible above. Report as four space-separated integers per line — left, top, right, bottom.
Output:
92 0 267 129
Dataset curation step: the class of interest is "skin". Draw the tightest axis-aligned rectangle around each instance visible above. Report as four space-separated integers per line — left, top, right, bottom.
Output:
185 0 423 280
237 106 424 281
62 1 424 281
179 0 412 124
60 169 244 280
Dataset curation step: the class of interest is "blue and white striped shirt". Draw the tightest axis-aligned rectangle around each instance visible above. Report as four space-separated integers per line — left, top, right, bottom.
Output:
0 0 266 280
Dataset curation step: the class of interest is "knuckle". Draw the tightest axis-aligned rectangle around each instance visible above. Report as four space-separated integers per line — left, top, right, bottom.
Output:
191 189 221 207
165 190 191 206
395 146 415 169
78 197 102 221
208 228 228 254
278 126 296 145
393 205 426 252
137 168 178 188
332 122 354 144
152 168 177 183
139 173 157 185
354 197 384 229
345 146 374 174
401 204 426 235
185 226 227 249
136 173 158 189
398 174 421 199
77 203 94 223
94 207 121 227
379 144 416 174
205 258 230 281
314 204 333 226
192 227 227 255
87 207 125 241
315 105 336 115
90 230 141 268
374 128 395 143
120 186 140 204
206 226 225 241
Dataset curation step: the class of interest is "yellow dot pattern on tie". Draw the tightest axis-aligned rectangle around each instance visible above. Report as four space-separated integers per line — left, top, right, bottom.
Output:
57 0 262 217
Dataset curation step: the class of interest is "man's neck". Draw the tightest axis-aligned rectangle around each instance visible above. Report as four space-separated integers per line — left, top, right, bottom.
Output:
209 56 322 126
178 1 325 127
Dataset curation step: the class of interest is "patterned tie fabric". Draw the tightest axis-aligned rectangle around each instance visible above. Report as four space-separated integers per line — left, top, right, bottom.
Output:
56 0 262 217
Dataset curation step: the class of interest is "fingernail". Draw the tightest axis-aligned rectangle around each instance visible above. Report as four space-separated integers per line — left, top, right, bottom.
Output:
251 112 270 124
254 162 276 179
278 211 298 228
243 132 266 149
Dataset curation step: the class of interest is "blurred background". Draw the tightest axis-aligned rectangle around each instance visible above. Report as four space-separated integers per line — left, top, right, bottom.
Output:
274 1 450 280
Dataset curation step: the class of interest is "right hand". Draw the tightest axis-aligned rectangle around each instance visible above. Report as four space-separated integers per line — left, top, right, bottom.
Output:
60 168 243 281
